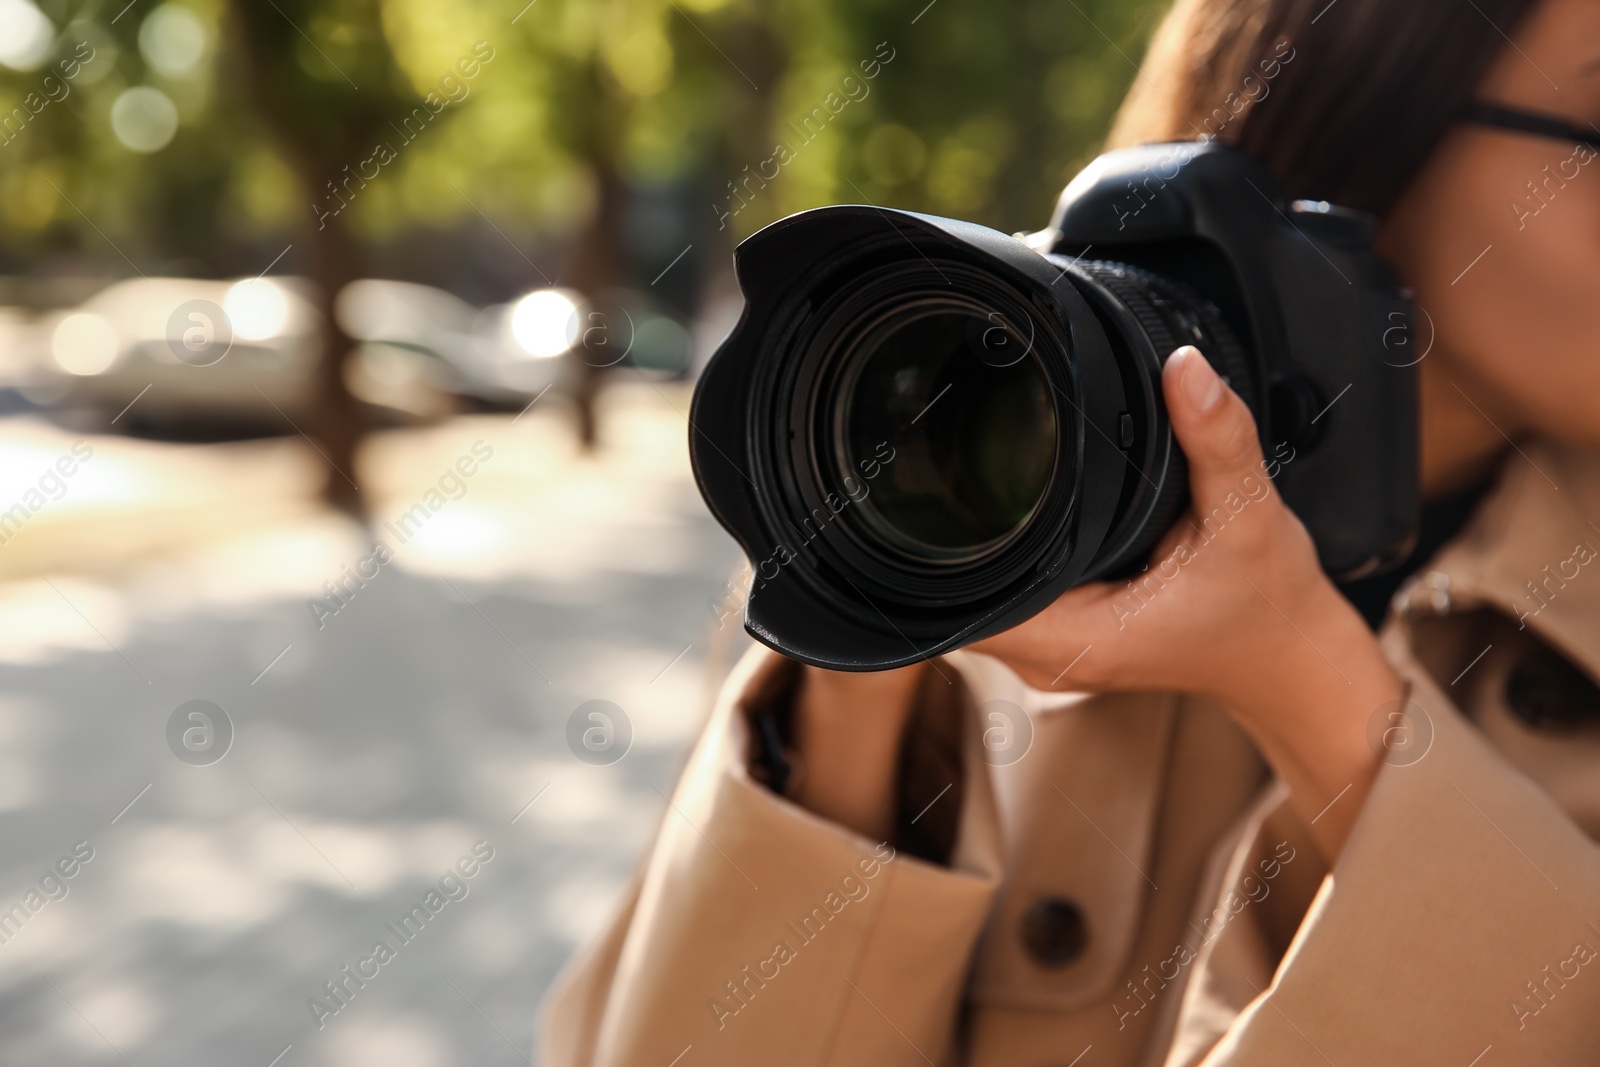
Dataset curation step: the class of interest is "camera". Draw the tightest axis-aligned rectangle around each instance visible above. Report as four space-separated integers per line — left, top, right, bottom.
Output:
691 141 1419 671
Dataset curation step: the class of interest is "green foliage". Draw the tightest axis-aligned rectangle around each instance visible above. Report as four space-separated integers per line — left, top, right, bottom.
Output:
0 0 1171 272
742 0 1170 234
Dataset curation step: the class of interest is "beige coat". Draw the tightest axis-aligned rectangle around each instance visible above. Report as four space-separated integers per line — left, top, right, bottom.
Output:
542 441 1600 1066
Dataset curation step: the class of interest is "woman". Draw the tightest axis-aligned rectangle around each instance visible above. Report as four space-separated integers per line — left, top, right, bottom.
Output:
544 0 1600 1062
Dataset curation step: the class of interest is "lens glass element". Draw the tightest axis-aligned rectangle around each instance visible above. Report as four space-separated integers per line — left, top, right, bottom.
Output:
835 301 1057 564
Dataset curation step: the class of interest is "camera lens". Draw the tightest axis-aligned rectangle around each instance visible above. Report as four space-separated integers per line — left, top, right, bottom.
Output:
690 205 1253 669
834 301 1058 564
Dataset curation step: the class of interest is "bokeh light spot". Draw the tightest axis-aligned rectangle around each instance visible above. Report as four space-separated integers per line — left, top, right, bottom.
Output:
50 312 120 375
139 4 208 78
0 0 53 72
511 289 579 359
223 279 289 341
110 86 180 153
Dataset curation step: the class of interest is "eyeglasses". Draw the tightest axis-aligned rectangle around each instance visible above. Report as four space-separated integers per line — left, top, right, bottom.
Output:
1461 101 1600 151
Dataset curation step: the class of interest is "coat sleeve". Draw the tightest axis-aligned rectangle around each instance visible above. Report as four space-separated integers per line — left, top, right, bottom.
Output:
538 646 1002 1067
1192 635 1600 1066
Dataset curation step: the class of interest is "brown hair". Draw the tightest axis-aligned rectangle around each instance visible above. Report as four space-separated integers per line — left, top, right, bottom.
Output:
1109 0 1545 215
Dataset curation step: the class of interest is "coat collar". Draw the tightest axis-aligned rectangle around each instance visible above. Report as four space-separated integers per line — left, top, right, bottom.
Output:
1393 439 1600 679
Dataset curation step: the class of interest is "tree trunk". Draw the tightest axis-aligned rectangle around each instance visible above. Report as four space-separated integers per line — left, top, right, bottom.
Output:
562 60 632 452
307 212 365 518
563 157 628 451
224 0 369 518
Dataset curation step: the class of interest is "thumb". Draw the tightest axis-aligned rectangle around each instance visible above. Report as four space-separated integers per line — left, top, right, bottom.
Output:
1162 345 1266 505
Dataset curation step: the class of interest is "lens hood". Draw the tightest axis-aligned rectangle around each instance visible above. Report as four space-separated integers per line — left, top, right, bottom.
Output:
692 207 1159 670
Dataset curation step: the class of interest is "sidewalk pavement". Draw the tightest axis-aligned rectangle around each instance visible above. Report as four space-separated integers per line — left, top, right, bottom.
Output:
0 382 747 1066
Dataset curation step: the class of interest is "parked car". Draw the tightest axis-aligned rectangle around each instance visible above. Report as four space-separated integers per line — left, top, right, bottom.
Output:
21 274 692 436
335 279 567 413
35 276 322 434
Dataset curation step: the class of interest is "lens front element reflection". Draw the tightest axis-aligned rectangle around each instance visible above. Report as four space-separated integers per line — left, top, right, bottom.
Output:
838 304 1057 564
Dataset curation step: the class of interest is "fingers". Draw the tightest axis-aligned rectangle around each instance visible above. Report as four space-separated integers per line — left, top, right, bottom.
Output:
1162 346 1267 507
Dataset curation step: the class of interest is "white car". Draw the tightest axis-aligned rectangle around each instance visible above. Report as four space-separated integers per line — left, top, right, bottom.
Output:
26 276 680 433
336 279 568 411
36 276 321 431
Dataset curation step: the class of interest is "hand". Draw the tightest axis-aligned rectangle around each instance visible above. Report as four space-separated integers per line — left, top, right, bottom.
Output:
972 346 1403 859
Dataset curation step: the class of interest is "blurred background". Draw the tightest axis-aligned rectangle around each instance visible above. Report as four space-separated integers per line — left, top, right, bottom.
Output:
0 0 1166 1062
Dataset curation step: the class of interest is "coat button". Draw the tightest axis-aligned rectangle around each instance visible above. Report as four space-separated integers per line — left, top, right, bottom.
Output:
1020 897 1088 968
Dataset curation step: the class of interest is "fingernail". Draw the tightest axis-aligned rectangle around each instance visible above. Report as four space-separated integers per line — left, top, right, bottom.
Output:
1177 346 1224 413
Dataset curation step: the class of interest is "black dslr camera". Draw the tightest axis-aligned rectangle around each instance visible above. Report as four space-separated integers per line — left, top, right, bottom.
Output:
691 141 1419 671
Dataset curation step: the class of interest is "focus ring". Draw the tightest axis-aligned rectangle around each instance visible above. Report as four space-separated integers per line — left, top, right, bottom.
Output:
1072 261 1256 575
1079 262 1256 409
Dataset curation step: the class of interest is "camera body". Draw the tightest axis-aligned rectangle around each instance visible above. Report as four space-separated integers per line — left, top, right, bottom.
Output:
1040 141 1418 579
692 141 1418 670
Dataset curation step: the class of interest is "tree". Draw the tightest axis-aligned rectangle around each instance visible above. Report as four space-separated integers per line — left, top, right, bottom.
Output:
224 0 428 516
0 0 1170 474
716 0 1169 238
